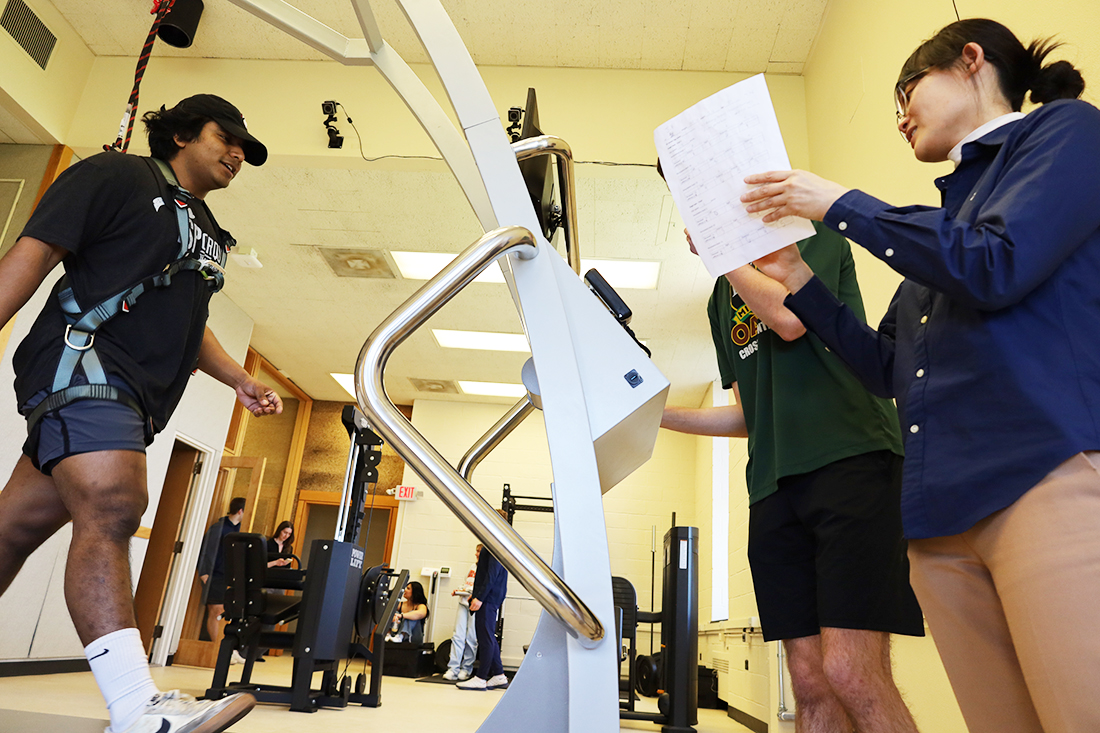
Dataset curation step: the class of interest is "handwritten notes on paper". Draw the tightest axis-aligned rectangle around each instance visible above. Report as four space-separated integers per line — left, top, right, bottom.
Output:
655 74 815 277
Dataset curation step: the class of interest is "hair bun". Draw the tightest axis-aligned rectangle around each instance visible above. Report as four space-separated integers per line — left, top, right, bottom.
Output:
1030 59 1085 104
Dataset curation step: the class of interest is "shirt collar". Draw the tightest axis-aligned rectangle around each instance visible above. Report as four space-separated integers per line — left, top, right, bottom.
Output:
948 112 1026 167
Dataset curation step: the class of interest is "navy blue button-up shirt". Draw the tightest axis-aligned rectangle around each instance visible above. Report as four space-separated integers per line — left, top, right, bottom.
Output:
786 99 1100 539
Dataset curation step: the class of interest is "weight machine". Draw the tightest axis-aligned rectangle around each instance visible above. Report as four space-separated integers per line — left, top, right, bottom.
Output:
221 2 670 731
205 405 410 711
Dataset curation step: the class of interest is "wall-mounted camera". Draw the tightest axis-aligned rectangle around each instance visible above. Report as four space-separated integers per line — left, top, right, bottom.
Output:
322 100 343 149
506 106 523 142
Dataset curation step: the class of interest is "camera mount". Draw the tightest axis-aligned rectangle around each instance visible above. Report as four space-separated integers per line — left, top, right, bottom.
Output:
322 100 344 149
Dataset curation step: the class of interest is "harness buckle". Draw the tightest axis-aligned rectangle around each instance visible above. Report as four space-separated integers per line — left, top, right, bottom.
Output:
63 325 95 352
198 258 226 280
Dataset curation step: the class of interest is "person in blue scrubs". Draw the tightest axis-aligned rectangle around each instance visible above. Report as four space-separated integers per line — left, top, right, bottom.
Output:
740 18 1100 733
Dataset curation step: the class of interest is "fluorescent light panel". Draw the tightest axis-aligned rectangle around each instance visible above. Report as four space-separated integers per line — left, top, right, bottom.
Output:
390 251 504 284
331 372 357 400
390 251 659 290
433 329 529 352
459 381 527 398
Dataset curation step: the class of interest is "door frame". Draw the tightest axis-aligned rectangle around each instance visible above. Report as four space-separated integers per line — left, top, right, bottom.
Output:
149 432 221 666
293 490 400 565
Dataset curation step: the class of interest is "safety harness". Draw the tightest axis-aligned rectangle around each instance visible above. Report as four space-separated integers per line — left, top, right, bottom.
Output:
26 157 230 435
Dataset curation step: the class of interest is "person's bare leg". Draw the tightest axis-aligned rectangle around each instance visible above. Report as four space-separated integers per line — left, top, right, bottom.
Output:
0 455 72 594
50 450 148 644
821 628 919 733
785 634 853 733
207 604 225 643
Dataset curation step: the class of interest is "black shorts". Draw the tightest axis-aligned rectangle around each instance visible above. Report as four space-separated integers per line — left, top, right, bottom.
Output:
20 384 148 475
206 575 229 605
747 450 924 642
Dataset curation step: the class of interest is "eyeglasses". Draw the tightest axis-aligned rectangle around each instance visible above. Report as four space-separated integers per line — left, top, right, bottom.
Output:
894 66 932 123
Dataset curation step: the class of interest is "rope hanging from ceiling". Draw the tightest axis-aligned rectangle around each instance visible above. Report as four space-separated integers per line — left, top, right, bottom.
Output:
104 0 175 153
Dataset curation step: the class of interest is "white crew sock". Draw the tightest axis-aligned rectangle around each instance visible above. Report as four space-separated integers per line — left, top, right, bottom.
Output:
85 628 160 733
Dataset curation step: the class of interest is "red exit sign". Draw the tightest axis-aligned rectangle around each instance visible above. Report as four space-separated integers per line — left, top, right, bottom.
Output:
396 485 417 501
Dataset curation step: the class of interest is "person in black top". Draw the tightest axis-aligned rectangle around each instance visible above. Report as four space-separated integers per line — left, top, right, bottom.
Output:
197 496 247 644
267 520 294 560
0 95 279 733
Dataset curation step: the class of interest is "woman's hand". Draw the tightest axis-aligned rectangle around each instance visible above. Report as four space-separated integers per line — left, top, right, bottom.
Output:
742 170 849 223
753 244 815 295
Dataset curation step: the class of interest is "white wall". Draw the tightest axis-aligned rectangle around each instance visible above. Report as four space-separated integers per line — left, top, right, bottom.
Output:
390 399 696 667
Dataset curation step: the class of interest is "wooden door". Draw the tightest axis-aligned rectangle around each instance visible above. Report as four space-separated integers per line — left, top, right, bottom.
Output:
134 442 199 653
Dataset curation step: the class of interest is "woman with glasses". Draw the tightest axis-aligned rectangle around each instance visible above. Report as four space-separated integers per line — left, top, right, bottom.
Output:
740 18 1100 733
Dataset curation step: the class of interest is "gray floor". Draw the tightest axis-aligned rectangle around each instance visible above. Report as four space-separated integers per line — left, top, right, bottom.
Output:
4 709 109 733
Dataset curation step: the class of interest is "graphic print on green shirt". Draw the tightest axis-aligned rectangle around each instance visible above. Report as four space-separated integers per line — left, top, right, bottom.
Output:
708 222 903 505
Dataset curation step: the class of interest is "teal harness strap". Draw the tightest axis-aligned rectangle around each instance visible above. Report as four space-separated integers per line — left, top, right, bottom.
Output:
34 157 227 430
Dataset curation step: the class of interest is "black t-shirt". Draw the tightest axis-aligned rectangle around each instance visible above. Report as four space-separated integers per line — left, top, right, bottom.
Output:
14 152 229 433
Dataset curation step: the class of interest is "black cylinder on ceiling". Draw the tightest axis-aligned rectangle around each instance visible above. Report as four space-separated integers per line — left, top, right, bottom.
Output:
157 0 204 49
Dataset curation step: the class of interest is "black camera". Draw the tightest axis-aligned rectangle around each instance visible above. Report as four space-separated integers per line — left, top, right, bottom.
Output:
507 107 523 123
321 100 338 116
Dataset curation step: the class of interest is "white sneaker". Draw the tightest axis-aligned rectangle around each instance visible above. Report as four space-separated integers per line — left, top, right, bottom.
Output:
486 673 509 690
230 650 246 665
456 670 472 681
442 669 459 681
456 676 487 690
109 690 255 733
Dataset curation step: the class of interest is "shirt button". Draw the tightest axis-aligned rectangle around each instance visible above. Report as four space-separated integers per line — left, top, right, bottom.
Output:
910 425 920 434
920 315 928 324
885 248 894 257
838 221 848 231
916 369 925 378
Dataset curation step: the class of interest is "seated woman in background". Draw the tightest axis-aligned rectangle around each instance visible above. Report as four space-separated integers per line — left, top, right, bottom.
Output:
267 521 294 569
388 581 430 644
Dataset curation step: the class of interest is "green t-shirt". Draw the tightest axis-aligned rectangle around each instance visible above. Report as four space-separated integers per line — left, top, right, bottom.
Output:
708 222 903 505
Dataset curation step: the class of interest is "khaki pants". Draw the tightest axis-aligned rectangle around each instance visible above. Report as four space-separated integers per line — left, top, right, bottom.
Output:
909 452 1100 733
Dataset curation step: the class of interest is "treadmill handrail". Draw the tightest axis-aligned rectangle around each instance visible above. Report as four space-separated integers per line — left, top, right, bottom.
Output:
354 226 604 645
457 395 536 483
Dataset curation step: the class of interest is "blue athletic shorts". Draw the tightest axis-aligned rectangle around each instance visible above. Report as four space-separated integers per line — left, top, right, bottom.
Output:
20 381 148 475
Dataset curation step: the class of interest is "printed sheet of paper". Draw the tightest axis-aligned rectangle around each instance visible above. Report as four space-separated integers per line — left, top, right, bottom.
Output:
655 74 815 277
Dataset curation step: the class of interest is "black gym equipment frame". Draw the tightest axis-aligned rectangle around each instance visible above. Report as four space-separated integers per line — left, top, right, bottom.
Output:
619 526 699 733
205 406 411 711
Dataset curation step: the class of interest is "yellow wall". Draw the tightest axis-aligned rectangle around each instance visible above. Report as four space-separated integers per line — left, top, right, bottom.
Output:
0 0 93 142
60 57 809 173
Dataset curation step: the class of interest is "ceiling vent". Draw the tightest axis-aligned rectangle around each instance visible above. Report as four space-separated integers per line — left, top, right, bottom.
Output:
316 247 396 279
2 0 56 70
409 378 459 395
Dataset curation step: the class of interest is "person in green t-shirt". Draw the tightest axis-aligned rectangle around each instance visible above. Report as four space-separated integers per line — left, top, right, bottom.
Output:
660 166 923 732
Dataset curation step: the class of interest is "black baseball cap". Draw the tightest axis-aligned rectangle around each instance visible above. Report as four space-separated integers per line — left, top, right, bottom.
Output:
172 94 267 166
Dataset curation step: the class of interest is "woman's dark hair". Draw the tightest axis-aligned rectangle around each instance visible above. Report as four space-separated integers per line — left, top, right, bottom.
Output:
273 520 294 551
899 19 1085 111
141 105 211 161
407 581 429 617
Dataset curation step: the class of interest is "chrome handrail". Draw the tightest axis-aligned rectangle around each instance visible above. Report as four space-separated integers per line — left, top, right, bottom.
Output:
512 135 580 275
355 226 604 644
457 395 536 482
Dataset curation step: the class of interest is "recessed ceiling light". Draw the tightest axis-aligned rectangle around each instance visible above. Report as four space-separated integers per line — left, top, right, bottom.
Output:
433 329 529 352
390 251 660 289
458 381 527 398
